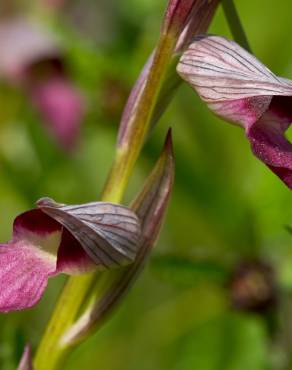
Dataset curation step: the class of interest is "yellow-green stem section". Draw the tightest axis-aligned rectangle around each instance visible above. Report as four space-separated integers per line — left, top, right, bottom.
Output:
102 33 175 202
34 31 177 370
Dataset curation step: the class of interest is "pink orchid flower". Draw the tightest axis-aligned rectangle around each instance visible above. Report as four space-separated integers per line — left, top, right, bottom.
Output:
177 35 292 188
0 197 140 312
0 17 84 151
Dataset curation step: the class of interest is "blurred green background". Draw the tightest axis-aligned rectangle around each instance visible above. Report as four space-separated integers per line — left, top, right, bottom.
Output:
0 1 292 369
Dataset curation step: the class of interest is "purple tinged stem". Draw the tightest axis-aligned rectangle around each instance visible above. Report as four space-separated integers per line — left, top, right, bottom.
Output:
17 345 33 370
117 0 219 147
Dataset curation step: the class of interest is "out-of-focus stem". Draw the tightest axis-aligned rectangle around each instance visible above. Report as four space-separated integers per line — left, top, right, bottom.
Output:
222 0 251 52
34 31 178 370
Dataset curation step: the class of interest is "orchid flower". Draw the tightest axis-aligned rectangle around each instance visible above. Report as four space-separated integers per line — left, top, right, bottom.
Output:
60 130 174 345
177 35 292 188
0 18 84 151
0 197 140 312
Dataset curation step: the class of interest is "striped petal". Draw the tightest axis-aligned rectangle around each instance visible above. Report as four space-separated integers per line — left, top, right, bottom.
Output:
37 198 141 269
177 35 292 103
177 35 292 188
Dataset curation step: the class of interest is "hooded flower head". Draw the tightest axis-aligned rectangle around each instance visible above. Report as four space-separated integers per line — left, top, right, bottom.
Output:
60 130 175 345
0 197 141 312
177 35 292 188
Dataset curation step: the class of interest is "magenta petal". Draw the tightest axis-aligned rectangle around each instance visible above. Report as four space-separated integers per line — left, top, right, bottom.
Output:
30 77 84 151
56 228 95 275
14 208 95 276
247 97 292 188
0 242 55 312
0 210 62 312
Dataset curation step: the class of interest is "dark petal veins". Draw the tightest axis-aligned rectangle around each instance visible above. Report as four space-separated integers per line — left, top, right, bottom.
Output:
37 198 141 269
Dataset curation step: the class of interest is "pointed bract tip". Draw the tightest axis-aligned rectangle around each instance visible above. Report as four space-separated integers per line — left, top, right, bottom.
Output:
165 128 173 150
161 128 174 161
17 345 33 370
163 0 197 37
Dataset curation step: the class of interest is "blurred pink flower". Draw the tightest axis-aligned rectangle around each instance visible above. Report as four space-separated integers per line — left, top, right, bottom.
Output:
30 75 84 150
0 17 85 151
177 35 292 188
0 197 140 312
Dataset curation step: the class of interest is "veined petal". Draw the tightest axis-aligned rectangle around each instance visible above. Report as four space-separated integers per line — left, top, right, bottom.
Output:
177 35 292 104
177 35 292 188
37 198 141 269
0 210 62 312
0 198 140 312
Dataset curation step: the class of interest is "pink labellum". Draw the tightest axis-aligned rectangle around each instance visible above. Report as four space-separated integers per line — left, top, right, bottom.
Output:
0 209 62 312
30 77 85 151
177 35 292 188
0 198 141 312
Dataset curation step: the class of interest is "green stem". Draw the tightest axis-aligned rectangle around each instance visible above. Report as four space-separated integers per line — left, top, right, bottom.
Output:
33 274 95 369
33 31 177 370
222 0 251 52
102 33 176 202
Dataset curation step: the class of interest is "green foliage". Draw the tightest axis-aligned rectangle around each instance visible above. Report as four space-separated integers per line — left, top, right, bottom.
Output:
151 255 229 286
172 313 268 370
